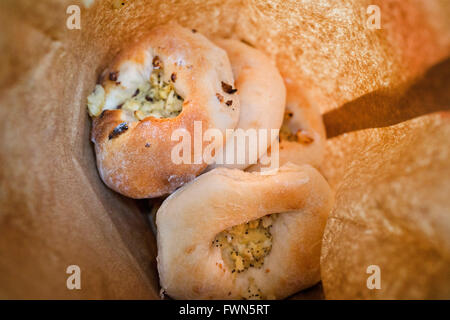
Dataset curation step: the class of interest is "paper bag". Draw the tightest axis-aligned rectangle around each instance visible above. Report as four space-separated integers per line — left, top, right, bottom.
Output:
0 0 448 299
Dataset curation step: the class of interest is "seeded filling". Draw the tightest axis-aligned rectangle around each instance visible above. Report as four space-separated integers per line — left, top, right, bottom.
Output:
121 65 183 120
87 56 184 120
244 278 264 300
279 110 314 144
213 214 277 273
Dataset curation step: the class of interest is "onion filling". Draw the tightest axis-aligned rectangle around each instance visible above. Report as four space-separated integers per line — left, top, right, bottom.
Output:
121 68 183 120
87 57 183 119
279 110 314 144
213 214 277 273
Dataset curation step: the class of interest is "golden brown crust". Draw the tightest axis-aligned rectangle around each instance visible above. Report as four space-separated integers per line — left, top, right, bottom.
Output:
92 106 209 198
91 23 240 198
156 164 333 299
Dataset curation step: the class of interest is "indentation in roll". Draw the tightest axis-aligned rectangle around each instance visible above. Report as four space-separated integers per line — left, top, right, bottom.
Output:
213 214 277 273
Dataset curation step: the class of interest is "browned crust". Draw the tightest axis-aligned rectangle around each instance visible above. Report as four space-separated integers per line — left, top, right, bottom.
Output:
92 103 209 198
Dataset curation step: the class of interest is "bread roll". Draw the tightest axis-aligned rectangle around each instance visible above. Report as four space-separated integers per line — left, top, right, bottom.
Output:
156 164 333 299
208 39 285 170
248 78 326 172
88 23 240 198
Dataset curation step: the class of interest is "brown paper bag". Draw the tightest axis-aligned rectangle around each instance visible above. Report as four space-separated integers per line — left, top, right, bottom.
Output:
0 0 448 299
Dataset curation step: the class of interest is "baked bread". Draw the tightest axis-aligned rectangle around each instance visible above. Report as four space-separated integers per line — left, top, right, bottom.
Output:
87 23 240 198
208 39 285 170
248 78 326 172
156 163 333 299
